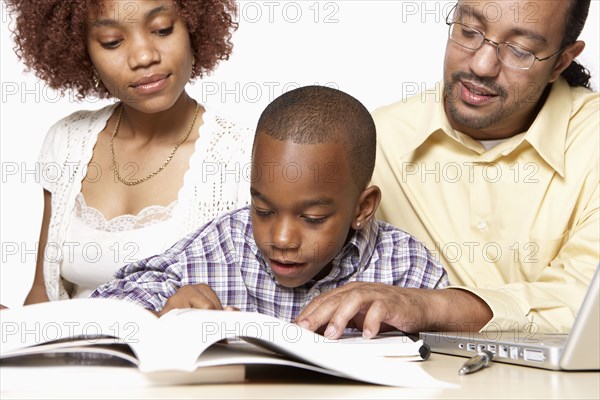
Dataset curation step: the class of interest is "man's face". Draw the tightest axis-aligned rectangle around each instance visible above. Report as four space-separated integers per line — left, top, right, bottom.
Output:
443 0 571 139
250 132 361 288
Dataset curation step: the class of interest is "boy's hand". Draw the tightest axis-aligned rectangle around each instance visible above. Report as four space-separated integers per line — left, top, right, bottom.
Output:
294 283 492 338
159 284 226 316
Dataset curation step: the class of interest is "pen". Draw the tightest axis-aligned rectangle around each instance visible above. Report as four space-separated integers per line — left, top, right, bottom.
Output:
458 350 493 375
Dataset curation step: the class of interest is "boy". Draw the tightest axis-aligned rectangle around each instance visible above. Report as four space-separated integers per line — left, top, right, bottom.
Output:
92 86 448 339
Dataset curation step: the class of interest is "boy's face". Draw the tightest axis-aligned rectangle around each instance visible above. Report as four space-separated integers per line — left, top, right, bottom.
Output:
250 132 362 288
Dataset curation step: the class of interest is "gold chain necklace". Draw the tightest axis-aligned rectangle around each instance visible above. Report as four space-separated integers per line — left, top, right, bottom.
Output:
110 102 200 186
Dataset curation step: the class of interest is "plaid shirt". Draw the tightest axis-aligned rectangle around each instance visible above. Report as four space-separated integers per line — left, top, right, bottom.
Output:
92 206 448 321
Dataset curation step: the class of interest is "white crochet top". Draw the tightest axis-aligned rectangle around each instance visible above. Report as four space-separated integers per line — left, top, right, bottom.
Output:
38 103 253 300
60 193 183 299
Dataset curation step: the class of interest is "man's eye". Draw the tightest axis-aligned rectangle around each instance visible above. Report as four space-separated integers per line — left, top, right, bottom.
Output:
507 45 531 59
460 28 478 38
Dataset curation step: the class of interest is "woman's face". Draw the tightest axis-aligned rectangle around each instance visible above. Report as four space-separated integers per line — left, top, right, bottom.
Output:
86 0 193 113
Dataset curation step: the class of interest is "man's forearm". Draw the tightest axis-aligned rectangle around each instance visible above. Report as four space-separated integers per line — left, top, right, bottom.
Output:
424 288 493 332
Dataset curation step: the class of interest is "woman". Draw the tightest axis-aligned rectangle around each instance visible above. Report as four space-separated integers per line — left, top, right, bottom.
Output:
6 0 252 302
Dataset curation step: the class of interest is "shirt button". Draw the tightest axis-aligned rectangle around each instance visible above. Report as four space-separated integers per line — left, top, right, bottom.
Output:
477 221 488 230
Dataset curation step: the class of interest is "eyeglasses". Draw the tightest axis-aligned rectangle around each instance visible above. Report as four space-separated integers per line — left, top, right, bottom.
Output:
445 12 564 70
446 22 564 70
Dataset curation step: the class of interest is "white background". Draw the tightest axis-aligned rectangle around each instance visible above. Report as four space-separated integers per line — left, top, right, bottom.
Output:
1 1 599 307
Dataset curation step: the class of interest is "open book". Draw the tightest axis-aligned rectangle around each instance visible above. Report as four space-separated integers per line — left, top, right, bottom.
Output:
1 298 449 388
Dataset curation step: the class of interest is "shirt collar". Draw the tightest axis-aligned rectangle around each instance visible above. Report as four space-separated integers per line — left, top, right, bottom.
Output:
328 218 380 281
522 78 572 177
404 78 572 177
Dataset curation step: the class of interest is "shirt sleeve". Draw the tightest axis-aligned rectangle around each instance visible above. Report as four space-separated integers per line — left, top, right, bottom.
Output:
91 212 240 312
91 240 189 312
396 235 450 290
37 120 64 193
457 184 599 333
232 124 254 209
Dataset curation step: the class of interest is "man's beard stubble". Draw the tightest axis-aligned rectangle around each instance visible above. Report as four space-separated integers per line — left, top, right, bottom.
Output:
444 71 520 131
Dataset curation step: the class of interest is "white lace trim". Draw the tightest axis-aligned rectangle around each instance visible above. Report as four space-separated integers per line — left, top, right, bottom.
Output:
74 192 177 232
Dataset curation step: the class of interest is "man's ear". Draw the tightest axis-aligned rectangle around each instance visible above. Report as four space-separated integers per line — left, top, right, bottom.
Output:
352 185 382 230
549 40 585 83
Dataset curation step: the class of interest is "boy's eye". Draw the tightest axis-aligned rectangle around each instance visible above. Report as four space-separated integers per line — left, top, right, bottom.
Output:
253 207 273 217
303 216 327 224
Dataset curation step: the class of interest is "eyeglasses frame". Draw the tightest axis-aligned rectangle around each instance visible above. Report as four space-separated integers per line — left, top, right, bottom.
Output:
445 3 565 70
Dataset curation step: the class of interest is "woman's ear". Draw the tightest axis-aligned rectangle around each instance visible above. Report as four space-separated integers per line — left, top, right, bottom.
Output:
352 185 382 230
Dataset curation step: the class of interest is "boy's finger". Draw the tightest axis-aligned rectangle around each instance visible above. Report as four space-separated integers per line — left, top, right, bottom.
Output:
192 284 224 309
188 295 222 310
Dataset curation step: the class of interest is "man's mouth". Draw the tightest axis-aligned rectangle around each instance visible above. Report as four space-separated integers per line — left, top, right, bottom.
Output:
459 80 498 105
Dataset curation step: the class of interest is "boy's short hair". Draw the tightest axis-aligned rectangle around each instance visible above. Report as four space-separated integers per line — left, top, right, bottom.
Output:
255 85 376 189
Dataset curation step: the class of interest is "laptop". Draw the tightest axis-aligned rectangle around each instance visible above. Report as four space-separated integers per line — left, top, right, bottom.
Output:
420 266 599 370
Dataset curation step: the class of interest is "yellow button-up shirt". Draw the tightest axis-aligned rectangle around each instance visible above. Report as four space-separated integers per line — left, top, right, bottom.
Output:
372 78 599 333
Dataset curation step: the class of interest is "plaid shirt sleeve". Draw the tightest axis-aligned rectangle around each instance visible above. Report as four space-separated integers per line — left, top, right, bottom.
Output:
363 221 449 290
399 236 449 289
91 210 243 312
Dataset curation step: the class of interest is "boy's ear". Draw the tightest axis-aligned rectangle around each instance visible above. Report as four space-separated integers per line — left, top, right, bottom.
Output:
352 185 382 230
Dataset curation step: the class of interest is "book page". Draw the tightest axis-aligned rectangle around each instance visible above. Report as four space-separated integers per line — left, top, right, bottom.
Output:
1 338 139 366
1 301 454 388
1 298 158 364
335 332 428 358
148 308 453 387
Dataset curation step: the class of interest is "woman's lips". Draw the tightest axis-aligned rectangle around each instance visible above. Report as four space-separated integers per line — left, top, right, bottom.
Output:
130 74 170 94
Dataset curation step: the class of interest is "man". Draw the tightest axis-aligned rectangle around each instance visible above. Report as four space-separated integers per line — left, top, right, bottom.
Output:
295 0 598 336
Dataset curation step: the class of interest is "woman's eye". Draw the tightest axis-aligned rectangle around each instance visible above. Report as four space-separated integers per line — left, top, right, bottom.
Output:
100 40 122 49
156 26 174 36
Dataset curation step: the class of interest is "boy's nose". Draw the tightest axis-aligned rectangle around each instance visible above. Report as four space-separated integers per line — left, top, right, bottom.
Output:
271 218 301 250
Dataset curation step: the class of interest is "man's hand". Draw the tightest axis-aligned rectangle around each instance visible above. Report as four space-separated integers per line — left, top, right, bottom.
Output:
159 284 233 317
294 283 492 339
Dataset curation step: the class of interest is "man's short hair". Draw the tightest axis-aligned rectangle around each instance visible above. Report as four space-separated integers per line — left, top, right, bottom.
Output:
255 85 376 189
